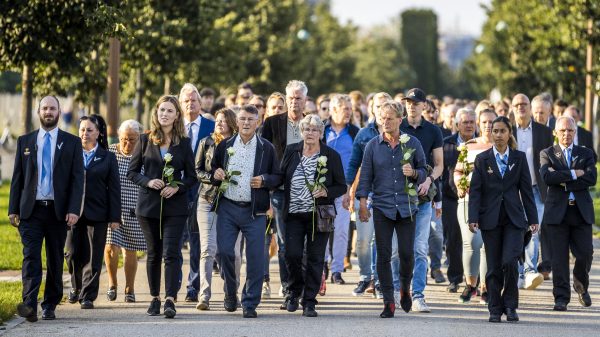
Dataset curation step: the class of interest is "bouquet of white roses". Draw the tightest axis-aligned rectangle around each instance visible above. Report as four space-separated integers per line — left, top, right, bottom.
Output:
306 155 328 240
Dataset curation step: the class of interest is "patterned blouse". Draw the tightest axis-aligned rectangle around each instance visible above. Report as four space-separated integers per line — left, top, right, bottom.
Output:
289 153 319 214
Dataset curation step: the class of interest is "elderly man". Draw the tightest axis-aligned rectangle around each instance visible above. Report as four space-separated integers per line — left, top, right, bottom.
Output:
344 92 392 297
322 94 359 285
540 116 596 311
9 96 85 322
440 107 477 293
532 94 554 128
211 105 282 318
178 83 215 305
512 93 553 289
357 101 427 317
262 80 308 301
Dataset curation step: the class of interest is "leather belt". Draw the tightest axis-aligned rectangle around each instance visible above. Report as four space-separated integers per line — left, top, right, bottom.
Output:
36 200 54 207
568 200 576 206
224 197 251 208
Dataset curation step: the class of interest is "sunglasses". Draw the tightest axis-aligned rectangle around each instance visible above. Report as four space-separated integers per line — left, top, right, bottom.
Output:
79 115 99 128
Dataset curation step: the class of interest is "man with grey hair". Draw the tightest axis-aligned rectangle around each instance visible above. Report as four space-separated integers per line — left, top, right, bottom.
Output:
323 94 360 285
261 80 308 303
178 83 215 305
540 116 596 311
532 94 554 128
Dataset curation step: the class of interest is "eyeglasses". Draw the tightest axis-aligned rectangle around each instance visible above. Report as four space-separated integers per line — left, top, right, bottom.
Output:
119 136 139 143
303 128 321 134
238 117 257 123
80 115 99 128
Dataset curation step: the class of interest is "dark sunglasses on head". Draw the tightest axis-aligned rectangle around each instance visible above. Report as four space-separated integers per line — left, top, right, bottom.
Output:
79 115 99 127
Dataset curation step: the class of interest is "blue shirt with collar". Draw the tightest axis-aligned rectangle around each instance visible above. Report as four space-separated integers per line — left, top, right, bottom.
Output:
325 124 353 175
345 122 379 185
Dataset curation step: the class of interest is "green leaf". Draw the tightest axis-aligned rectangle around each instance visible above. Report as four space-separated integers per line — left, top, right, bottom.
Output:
229 171 241 176
319 168 328 174
318 177 326 183
408 189 417 196
230 179 238 185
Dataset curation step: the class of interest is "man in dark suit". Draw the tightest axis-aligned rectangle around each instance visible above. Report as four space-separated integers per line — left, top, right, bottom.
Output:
512 93 553 289
8 95 85 322
260 80 307 299
540 116 596 311
178 83 215 303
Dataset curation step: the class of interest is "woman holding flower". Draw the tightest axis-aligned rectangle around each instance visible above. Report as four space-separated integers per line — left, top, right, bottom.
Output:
128 95 196 318
453 108 496 304
279 114 346 317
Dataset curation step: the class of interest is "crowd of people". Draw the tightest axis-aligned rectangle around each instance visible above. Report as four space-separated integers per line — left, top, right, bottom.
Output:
7 79 597 323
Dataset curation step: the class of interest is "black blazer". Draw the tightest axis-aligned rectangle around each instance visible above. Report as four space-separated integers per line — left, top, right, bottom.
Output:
540 144 597 225
577 127 597 162
513 120 553 201
468 148 538 230
210 134 283 216
280 141 347 220
9 129 84 221
261 112 289 162
441 133 460 200
81 146 121 223
127 134 196 218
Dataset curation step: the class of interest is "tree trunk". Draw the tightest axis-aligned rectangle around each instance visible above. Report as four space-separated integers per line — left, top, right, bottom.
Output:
21 64 33 133
135 68 144 122
164 76 171 95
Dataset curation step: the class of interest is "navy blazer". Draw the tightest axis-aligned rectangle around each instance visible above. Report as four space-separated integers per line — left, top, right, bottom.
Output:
441 133 460 200
9 129 84 221
80 146 121 223
280 141 347 220
468 148 538 230
211 134 283 216
127 134 196 218
540 144 597 225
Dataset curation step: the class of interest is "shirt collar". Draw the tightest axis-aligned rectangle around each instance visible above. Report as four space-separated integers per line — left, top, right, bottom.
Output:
236 134 257 146
83 143 99 155
517 119 532 131
558 143 574 153
402 117 424 129
39 126 59 140
185 116 200 127
493 146 509 158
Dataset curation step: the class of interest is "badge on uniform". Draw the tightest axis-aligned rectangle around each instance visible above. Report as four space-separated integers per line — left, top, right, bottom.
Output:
555 152 561 158
508 163 515 171
487 166 493 174
57 142 64 150
24 147 30 156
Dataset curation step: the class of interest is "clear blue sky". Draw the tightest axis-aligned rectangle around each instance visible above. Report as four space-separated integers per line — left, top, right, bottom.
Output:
330 0 491 36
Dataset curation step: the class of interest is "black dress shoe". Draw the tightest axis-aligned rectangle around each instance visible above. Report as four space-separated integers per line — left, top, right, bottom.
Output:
17 303 37 322
553 302 568 311
331 272 345 285
147 298 161 316
447 282 459 293
504 308 519 322
302 305 318 317
286 297 299 312
41 309 55 320
400 291 412 313
380 302 395 318
163 299 176 318
573 280 592 307
242 307 257 318
489 314 501 323
68 289 80 304
224 295 238 312
279 297 290 310
80 300 94 309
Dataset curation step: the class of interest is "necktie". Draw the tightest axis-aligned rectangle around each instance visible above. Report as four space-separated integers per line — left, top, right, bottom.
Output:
496 153 507 177
41 133 52 197
84 151 95 168
566 148 575 201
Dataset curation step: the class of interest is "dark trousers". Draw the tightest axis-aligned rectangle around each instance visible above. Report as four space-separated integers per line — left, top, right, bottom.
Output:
538 222 553 273
481 205 525 315
271 190 290 293
183 200 201 295
547 205 593 304
216 198 265 310
65 216 108 302
138 215 186 298
442 196 463 284
18 203 67 311
285 212 329 307
373 208 415 304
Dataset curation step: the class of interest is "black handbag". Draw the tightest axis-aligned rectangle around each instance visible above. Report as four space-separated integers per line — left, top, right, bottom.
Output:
298 152 336 233
418 164 438 203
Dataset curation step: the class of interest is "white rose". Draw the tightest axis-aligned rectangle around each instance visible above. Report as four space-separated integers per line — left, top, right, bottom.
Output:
227 148 235 156
457 144 466 151
317 156 328 166
163 153 173 163
399 134 410 144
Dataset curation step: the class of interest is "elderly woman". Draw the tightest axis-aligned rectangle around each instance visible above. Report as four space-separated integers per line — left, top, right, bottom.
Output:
194 108 237 310
104 120 147 303
66 114 120 310
279 114 346 317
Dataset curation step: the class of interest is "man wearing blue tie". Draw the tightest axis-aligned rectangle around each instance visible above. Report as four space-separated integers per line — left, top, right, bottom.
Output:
178 83 215 303
540 116 596 311
8 96 85 322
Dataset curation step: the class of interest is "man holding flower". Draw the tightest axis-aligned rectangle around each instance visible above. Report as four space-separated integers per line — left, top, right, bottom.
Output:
357 101 427 318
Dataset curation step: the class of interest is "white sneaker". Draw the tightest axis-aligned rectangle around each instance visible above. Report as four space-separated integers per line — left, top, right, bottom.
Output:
412 297 431 313
278 286 285 298
524 272 544 290
262 281 271 298
518 276 525 289
394 291 401 307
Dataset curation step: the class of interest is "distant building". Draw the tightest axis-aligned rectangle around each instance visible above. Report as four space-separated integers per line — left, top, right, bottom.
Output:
439 34 475 70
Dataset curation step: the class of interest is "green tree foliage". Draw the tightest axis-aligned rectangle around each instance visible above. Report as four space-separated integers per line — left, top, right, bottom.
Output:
400 9 440 94
466 0 599 102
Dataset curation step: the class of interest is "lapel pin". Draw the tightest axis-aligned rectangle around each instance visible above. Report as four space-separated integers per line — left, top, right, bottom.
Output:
57 142 64 150
94 157 101 162
554 152 561 158
508 163 515 171
24 147 30 155
487 166 493 174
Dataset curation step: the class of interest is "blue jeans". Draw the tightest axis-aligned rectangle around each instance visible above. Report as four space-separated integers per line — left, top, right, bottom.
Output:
391 202 432 297
325 197 350 274
428 208 443 271
521 185 544 275
354 199 377 282
271 190 289 291
216 199 266 309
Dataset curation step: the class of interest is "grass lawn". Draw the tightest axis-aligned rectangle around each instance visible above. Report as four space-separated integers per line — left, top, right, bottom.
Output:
0 282 44 325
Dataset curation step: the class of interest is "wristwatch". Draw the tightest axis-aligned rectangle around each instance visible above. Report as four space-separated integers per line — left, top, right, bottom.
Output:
428 175 435 183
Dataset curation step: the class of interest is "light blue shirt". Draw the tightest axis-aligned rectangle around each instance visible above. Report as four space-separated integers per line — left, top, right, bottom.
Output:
36 127 58 200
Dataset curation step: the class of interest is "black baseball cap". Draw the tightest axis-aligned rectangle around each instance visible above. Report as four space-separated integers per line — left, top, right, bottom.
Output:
403 88 426 103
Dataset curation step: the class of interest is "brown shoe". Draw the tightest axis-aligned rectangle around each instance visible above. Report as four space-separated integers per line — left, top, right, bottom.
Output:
541 271 551 280
365 280 376 294
344 257 352 271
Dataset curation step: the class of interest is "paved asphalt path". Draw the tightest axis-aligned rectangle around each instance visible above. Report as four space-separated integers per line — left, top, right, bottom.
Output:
2 240 599 337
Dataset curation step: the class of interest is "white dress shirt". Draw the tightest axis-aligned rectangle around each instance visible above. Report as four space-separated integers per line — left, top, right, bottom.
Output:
36 127 59 200
184 116 201 152
224 135 257 202
516 120 537 185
